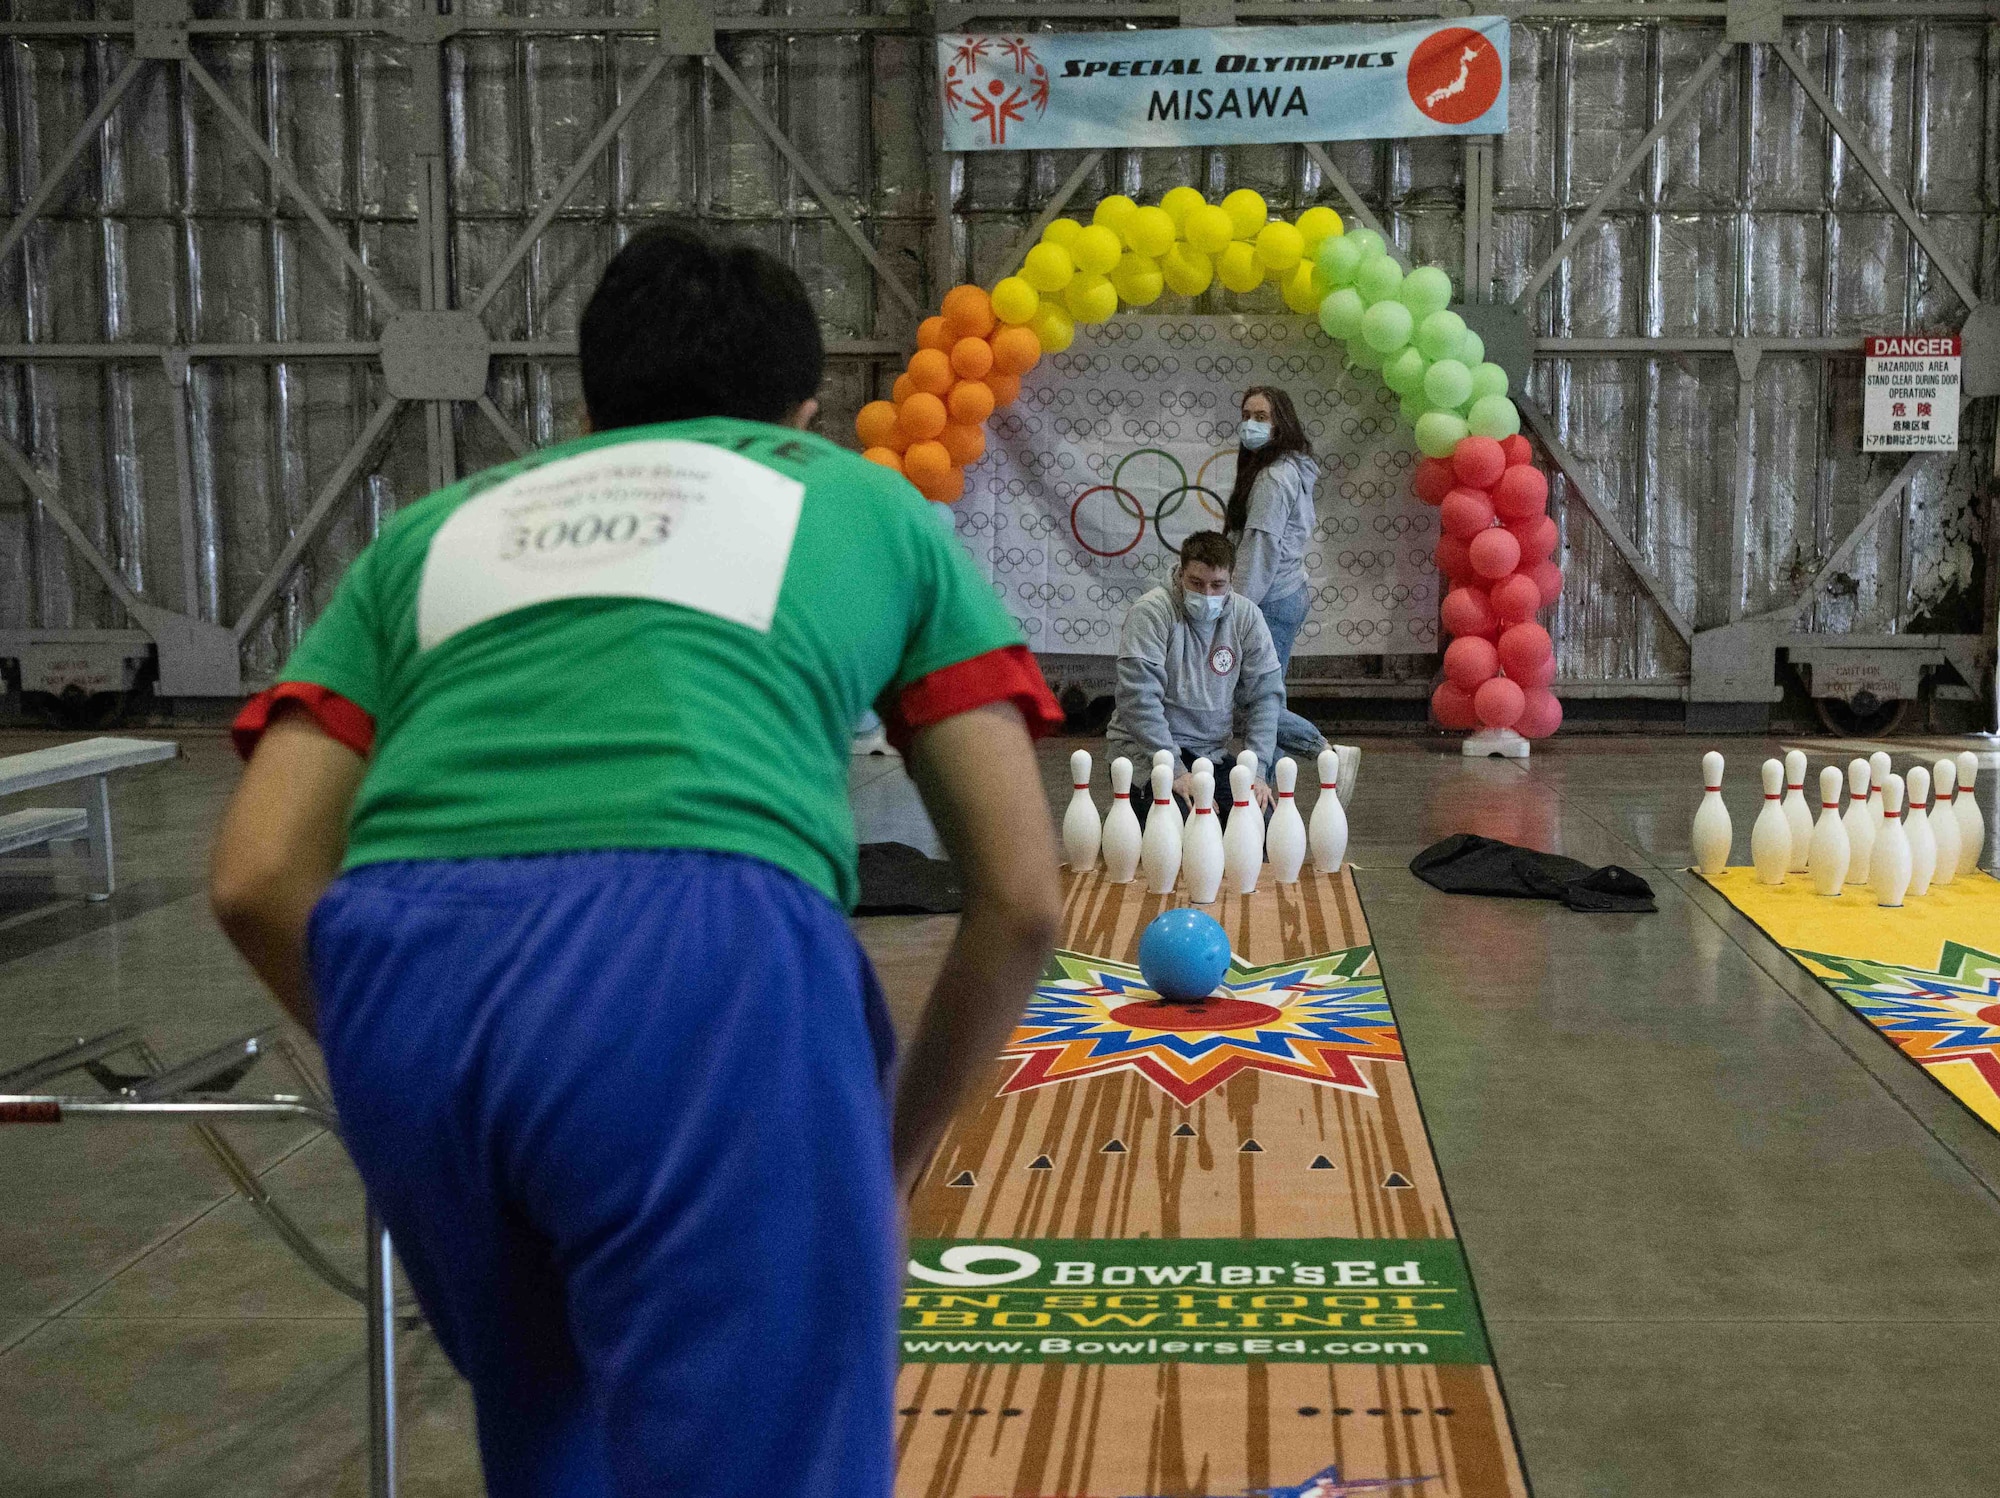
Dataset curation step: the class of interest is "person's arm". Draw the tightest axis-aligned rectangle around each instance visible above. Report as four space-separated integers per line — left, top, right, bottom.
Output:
891 701 1063 1196
1115 651 1177 763
209 708 367 1033
1235 527 1280 605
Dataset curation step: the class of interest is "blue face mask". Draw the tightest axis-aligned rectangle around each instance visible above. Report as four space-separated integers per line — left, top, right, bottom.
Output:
1239 418 1273 451
1182 589 1227 624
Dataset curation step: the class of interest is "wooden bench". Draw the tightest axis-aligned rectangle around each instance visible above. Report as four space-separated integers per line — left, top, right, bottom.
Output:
0 736 179 901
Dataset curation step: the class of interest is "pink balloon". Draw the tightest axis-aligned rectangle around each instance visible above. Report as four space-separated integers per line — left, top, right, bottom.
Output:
1452 436 1506 490
1500 434 1533 468
1469 527 1522 580
1507 513 1559 563
1528 559 1564 607
1440 585 1499 639
1431 680 1479 731
1511 648 1557 688
1435 533 1474 583
1474 675 1526 729
1443 635 1500 691
1489 572 1541 625
1516 687 1563 739
1440 487 1495 541
1497 621 1553 679
1492 466 1548 521
1413 458 1457 506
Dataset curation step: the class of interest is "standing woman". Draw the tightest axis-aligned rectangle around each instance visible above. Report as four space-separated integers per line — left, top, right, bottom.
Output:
1224 386 1328 756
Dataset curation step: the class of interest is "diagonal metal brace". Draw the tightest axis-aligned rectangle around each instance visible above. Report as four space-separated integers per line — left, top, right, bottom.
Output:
0 58 147 272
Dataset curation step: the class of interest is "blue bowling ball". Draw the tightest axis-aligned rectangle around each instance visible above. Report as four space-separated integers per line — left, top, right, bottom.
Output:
1137 909 1232 1003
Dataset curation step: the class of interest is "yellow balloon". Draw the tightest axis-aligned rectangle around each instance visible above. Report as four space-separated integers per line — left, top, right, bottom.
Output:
990 275 1040 325
1255 221 1305 271
1295 205 1345 250
1020 241 1075 294
1162 242 1213 297
1159 185 1208 228
1184 204 1235 255
1218 241 1263 294
1062 270 1119 324
1280 260 1321 314
1030 299 1075 354
1126 205 1176 258
1042 217 1084 249
1110 251 1164 307
1071 224 1124 276
1091 194 1138 238
1221 188 1268 239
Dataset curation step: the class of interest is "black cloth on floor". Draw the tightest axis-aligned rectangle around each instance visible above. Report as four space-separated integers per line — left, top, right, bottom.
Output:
854 842 962 915
1409 834 1656 913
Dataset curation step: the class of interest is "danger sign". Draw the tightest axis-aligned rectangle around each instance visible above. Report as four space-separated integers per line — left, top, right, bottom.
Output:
1862 334 1960 452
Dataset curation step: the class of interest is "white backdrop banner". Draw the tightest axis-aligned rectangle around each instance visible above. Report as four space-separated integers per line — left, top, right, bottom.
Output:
951 316 1439 658
938 23 1508 150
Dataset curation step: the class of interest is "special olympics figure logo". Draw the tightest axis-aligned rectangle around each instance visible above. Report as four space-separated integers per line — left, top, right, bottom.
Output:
942 36 1050 146
1406 28 1503 125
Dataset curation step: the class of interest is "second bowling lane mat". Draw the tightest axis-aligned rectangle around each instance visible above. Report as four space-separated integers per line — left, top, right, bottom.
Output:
1700 866 2000 1135
898 868 1529 1498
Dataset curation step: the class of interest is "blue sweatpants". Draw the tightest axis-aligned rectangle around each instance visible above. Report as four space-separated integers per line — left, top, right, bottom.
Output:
307 850 901 1498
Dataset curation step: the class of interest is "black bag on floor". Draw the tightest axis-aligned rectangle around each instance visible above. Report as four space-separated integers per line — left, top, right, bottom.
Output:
1409 834 1656 914
854 842 962 915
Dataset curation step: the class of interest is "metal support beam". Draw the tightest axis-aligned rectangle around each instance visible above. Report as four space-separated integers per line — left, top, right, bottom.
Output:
1516 393 1696 644
475 396 532 461
994 151 1106 281
1301 142 1407 268
1754 448 1937 622
0 58 146 271
0 430 147 616
1728 340 1761 621
1462 136 1494 304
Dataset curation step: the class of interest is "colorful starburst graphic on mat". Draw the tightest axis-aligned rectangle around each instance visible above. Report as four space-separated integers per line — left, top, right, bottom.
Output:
1000 946 1402 1106
1798 941 2000 1090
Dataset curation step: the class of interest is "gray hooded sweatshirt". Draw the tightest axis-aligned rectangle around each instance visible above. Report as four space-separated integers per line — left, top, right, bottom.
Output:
1105 585 1282 774
1231 451 1322 605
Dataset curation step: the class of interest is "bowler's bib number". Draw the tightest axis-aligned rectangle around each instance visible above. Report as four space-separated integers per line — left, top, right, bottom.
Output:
417 439 804 651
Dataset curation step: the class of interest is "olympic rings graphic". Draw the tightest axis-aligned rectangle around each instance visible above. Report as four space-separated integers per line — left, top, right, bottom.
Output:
1070 484 1147 557
1151 484 1226 553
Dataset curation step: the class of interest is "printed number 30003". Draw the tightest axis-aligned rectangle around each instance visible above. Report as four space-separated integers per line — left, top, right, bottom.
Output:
499 510 673 561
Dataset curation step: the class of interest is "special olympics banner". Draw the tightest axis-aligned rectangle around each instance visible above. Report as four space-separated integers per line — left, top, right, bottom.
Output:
939 22 1508 151
951 316 1439 658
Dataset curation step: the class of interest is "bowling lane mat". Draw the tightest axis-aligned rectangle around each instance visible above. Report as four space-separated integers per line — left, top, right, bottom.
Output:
1700 867 2000 1134
899 869 1529 1498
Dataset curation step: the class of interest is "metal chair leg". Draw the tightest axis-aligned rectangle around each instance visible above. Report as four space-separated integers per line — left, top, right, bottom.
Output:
366 1206 399 1498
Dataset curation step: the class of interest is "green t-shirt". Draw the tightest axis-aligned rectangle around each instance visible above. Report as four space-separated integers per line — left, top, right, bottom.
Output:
276 418 1024 909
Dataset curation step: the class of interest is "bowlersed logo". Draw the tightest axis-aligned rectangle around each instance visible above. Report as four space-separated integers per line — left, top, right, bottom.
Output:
942 36 1052 146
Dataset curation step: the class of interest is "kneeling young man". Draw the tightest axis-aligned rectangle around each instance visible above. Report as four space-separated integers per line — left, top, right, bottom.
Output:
1106 529 1282 821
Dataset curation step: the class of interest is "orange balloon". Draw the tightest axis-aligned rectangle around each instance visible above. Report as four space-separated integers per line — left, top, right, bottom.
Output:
920 467 967 504
902 439 952 487
989 325 1042 377
941 284 996 339
939 421 986 466
908 348 955 396
855 399 900 448
947 379 996 425
950 336 995 380
862 446 904 471
891 372 916 404
916 315 954 352
897 393 948 441
984 372 1022 408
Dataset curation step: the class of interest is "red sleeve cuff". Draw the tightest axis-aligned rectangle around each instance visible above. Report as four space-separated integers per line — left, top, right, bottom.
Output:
232 682 376 761
881 644 1065 754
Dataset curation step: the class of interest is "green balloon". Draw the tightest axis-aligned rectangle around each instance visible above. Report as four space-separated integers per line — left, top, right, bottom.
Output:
1467 394 1521 439
1344 228 1385 261
1398 391 1432 427
1383 346 1429 397
1469 361 1510 401
1423 357 1473 410
1415 310 1467 363
1398 265 1453 319
1317 235 1365 288
1360 298 1414 354
1415 410 1470 460
1346 341 1386 372
1459 330 1486 367
1318 287 1365 340
1356 255 1404 305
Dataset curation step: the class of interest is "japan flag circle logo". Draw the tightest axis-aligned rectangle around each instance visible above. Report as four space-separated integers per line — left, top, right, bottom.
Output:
942 36 1051 147
1406 28 1503 125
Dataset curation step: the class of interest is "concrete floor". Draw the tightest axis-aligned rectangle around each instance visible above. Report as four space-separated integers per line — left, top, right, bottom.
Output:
0 728 1996 1496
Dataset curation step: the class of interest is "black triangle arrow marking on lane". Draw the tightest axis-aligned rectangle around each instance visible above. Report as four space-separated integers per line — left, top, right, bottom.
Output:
1171 1122 1197 1138
948 1170 976 1188
1028 1155 1053 1171
1309 1155 1336 1170
1383 1171 1414 1189
1239 1139 1263 1154
1101 1139 1127 1154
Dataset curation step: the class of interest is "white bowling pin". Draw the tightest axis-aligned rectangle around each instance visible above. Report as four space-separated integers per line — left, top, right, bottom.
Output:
1871 774 1910 908
1691 750 1732 874
1222 765 1262 895
1236 749 1259 787
1751 758 1791 886
1807 765 1849 896
1955 751 1982 874
1867 751 1891 820
1782 749 1812 872
1062 749 1101 872
1141 763 1183 894
1191 756 1214 782
1905 765 1936 897
1930 759 1959 887
1842 758 1874 885
1151 750 1184 835
1183 771 1226 904
1101 757 1143 883
1266 757 1308 884
1309 747 1349 875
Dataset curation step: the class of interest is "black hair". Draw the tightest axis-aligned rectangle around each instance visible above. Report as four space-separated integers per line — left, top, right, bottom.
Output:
1178 530 1236 573
1223 385 1312 536
579 222 824 431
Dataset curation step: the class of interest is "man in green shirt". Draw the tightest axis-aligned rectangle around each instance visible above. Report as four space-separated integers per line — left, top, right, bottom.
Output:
210 224 1063 1498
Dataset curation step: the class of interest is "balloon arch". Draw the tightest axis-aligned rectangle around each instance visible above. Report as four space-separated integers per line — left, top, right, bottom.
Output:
853 187 1563 740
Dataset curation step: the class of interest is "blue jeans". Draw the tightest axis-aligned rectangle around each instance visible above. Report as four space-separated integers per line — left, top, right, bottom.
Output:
1258 586 1328 755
